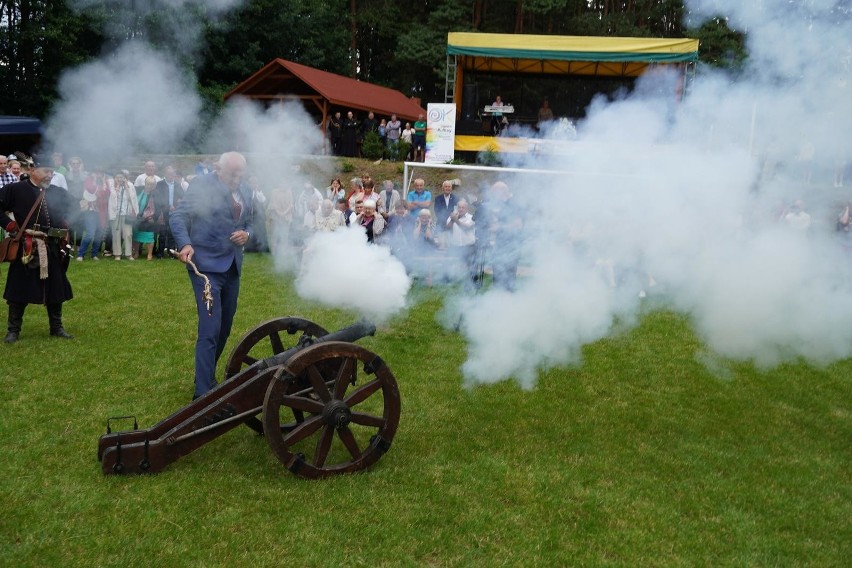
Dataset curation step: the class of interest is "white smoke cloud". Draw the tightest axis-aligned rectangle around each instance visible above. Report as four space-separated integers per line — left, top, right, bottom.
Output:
207 96 324 184
457 1 852 385
44 42 202 165
295 229 412 322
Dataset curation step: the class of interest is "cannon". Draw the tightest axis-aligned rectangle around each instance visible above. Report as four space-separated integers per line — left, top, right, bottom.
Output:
97 317 401 479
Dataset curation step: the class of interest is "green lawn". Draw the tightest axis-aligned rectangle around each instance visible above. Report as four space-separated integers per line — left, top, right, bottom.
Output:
1 254 849 566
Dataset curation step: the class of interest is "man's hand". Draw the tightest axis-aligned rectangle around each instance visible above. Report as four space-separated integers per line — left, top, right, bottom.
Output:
178 244 194 264
229 229 249 246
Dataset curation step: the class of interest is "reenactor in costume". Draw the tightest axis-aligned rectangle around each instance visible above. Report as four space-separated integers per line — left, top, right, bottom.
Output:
0 158 75 343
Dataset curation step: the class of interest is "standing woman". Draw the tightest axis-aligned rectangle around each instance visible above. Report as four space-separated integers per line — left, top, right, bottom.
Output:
92 167 113 256
265 182 294 257
133 175 158 260
401 122 414 161
109 171 138 260
378 118 387 154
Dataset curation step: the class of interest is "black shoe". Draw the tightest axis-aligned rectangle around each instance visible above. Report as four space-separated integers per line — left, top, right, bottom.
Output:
50 328 74 339
4 331 18 344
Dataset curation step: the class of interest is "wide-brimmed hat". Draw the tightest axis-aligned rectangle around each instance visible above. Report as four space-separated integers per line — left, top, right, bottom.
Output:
29 155 50 169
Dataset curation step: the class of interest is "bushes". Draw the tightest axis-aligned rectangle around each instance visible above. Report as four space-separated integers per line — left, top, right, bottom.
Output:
361 131 384 160
396 141 412 162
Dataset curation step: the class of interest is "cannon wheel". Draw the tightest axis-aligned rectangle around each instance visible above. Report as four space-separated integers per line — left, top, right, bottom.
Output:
224 317 329 378
224 317 329 434
263 341 401 479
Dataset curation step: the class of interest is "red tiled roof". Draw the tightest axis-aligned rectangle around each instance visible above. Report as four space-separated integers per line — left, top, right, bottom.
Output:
224 59 425 122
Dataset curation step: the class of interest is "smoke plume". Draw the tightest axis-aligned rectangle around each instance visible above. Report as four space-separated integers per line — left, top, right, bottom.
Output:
457 1 852 385
295 229 412 322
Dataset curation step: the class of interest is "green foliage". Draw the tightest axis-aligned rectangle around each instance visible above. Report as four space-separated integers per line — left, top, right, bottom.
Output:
200 0 350 92
0 0 751 123
0 256 849 566
477 145 501 166
0 1 105 116
360 131 384 161
687 17 748 70
396 141 412 163
341 160 355 173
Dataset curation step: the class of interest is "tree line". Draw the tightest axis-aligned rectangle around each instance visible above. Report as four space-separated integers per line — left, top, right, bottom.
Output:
0 0 746 120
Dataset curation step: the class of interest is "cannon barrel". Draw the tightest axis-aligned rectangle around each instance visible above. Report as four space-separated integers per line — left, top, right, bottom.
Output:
255 319 376 371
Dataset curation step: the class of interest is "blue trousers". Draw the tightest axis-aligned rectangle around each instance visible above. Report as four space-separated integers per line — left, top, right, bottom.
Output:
189 262 241 398
77 211 103 259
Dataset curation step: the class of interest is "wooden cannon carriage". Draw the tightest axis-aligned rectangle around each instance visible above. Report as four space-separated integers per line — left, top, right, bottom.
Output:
97 318 401 479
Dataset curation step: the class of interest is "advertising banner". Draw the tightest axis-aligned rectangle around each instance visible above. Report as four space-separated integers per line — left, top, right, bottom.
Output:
425 103 456 164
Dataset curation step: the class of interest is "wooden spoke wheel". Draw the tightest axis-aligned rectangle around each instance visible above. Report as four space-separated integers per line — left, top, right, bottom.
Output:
224 317 328 379
224 317 328 434
263 341 401 479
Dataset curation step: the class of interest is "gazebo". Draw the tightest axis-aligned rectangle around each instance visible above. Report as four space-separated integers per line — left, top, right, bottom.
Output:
225 59 425 131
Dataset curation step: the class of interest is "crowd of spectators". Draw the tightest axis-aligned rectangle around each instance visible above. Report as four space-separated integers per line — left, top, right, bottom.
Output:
0 155 197 261
2 152 850 294
325 110 424 162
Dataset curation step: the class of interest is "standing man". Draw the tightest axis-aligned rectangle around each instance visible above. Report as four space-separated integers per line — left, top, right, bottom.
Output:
361 111 378 137
385 114 401 161
433 180 459 235
154 165 186 257
134 160 161 189
0 159 74 343
406 177 432 212
342 111 359 158
245 174 268 252
328 111 343 156
51 152 68 176
491 95 505 135
65 157 87 248
475 181 522 291
170 152 253 399
413 113 427 162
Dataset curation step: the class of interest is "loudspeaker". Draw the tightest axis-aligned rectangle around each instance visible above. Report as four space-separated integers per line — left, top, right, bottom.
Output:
462 83 478 121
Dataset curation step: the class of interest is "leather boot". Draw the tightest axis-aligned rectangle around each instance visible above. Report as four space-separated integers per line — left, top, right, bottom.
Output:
47 303 73 339
5 302 25 343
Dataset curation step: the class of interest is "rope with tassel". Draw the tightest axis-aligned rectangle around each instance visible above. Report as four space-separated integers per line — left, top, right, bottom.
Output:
169 249 213 316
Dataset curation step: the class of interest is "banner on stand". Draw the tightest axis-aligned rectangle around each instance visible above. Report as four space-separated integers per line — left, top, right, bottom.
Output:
425 103 456 164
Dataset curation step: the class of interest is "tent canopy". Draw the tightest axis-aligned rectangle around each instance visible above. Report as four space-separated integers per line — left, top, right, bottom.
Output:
0 116 41 135
448 32 698 77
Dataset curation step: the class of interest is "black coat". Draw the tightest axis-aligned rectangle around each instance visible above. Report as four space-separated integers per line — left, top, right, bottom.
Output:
0 181 74 305
154 179 184 229
433 193 459 230
342 118 359 157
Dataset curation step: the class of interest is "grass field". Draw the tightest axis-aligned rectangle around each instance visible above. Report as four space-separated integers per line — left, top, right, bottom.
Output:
1 254 849 566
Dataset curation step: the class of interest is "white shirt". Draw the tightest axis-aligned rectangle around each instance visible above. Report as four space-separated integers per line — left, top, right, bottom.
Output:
51 172 68 190
135 173 162 187
303 209 317 230
449 212 475 246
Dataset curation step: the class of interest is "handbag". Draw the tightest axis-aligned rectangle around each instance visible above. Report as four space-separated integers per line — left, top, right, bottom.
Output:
136 196 157 231
1 192 44 263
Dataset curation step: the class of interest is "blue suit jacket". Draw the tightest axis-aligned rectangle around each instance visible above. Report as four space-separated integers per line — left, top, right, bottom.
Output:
169 172 253 274
434 193 459 226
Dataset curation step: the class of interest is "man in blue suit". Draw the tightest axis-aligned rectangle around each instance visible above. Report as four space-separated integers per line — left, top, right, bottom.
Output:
170 152 253 399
